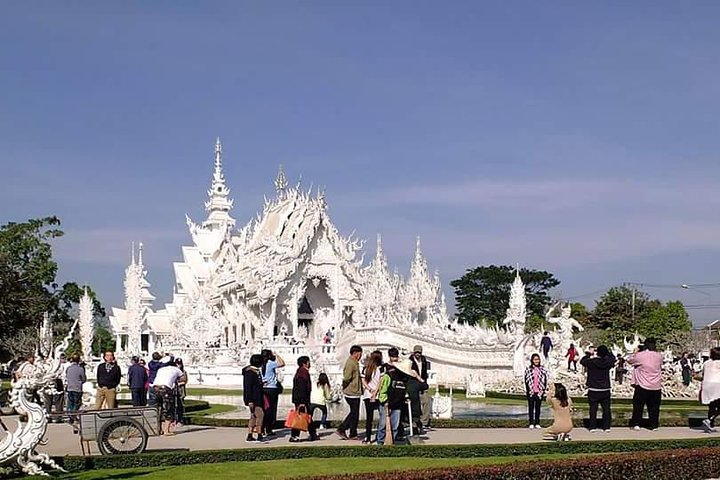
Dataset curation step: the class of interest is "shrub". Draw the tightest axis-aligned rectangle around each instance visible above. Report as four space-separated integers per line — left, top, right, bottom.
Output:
187 416 696 429
305 446 720 480
57 437 720 472
486 391 700 406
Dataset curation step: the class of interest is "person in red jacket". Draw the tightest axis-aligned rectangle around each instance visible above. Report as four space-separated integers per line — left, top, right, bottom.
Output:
566 344 579 372
290 356 319 443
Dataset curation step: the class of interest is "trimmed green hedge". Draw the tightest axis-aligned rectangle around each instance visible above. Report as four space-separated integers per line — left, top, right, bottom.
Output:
187 415 697 429
306 446 720 480
57 437 720 472
486 390 700 406
117 398 209 413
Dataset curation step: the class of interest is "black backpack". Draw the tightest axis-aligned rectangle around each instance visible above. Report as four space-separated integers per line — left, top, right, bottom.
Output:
386 368 408 409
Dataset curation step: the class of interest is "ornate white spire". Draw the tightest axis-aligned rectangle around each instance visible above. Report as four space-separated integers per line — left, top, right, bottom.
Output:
361 234 395 326
78 287 95 361
204 137 235 227
502 264 527 336
275 165 288 196
123 242 155 355
404 236 435 319
38 312 53 358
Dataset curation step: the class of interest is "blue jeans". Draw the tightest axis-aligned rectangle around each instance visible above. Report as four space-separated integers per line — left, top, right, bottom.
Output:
66 391 82 424
376 405 401 445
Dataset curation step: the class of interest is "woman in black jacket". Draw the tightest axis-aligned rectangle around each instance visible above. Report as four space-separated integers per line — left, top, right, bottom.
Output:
290 356 318 442
242 354 265 442
580 345 616 432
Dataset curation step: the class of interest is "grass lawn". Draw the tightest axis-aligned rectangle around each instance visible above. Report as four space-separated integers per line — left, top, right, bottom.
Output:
186 403 237 417
61 454 578 480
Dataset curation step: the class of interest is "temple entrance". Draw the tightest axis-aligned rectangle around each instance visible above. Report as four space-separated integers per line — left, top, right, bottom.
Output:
298 278 334 340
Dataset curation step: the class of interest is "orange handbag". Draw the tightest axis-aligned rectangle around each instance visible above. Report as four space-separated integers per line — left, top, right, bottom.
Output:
284 405 311 431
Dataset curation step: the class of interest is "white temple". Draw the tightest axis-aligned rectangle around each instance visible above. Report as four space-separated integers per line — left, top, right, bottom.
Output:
109 139 522 385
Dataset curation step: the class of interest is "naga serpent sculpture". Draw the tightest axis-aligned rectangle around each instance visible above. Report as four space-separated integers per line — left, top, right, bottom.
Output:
0 319 77 476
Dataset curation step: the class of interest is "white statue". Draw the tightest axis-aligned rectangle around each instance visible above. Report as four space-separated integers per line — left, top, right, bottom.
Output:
1 320 77 476
546 302 583 345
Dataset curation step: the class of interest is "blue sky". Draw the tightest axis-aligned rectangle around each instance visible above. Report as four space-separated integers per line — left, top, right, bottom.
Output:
2 2 720 324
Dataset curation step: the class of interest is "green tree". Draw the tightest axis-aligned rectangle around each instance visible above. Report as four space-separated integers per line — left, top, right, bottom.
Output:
569 302 591 326
450 265 560 327
589 285 691 346
637 300 692 346
0 217 105 361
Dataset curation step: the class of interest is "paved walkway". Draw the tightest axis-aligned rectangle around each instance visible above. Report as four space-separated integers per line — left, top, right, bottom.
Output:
41 423 714 457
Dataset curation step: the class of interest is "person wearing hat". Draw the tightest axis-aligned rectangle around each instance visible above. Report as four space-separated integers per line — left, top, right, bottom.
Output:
128 355 148 407
410 345 432 429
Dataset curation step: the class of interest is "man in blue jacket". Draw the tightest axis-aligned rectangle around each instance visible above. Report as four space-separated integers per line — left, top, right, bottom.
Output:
128 356 148 406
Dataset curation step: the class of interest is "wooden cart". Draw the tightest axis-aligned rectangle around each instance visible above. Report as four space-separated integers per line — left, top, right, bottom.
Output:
76 407 161 455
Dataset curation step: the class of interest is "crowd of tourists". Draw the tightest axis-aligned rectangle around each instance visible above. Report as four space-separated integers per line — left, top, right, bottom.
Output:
8 336 720 444
242 345 432 444
8 350 187 436
525 336 720 440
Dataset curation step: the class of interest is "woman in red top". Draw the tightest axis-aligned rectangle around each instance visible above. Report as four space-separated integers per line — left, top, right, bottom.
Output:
566 344 579 372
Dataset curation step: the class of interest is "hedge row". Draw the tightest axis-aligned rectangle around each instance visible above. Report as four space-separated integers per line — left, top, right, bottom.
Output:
306 446 720 480
486 391 700 406
57 437 720 472
117 398 209 413
186 415 700 430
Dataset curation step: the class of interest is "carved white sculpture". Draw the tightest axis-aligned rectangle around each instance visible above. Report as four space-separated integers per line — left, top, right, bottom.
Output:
1 320 76 476
79 287 95 361
38 313 52 359
545 302 584 352
432 388 453 419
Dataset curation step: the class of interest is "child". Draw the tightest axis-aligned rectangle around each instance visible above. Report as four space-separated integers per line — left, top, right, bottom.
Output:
310 372 332 429
545 382 573 441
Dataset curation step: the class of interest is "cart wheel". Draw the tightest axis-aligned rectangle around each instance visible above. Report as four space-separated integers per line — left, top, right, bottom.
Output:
97 417 148 455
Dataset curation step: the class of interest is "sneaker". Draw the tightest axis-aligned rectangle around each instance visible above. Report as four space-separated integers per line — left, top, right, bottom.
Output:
246 434 256 442
651 428 659 431
534 424 541 429
632 425 641 431
564 434 571 441
318 424 326 430
289 436 301 443
336 429 349 440
589 429 598 433
309 434 320 441
702 419 716 433
603 429 611 433
528 425 535 429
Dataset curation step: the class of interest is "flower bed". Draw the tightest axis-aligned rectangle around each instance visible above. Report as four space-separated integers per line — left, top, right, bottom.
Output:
305 446 720 480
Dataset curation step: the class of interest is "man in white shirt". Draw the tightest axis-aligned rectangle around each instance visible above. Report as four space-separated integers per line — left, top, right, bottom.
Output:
152 365 184 436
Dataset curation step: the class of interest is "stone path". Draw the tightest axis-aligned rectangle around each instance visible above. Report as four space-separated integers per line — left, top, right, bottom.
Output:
41 423 714 457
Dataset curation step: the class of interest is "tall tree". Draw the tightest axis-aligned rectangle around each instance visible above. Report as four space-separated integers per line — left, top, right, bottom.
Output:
450 265 560 327
0 217 105 361
590 285 691 347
